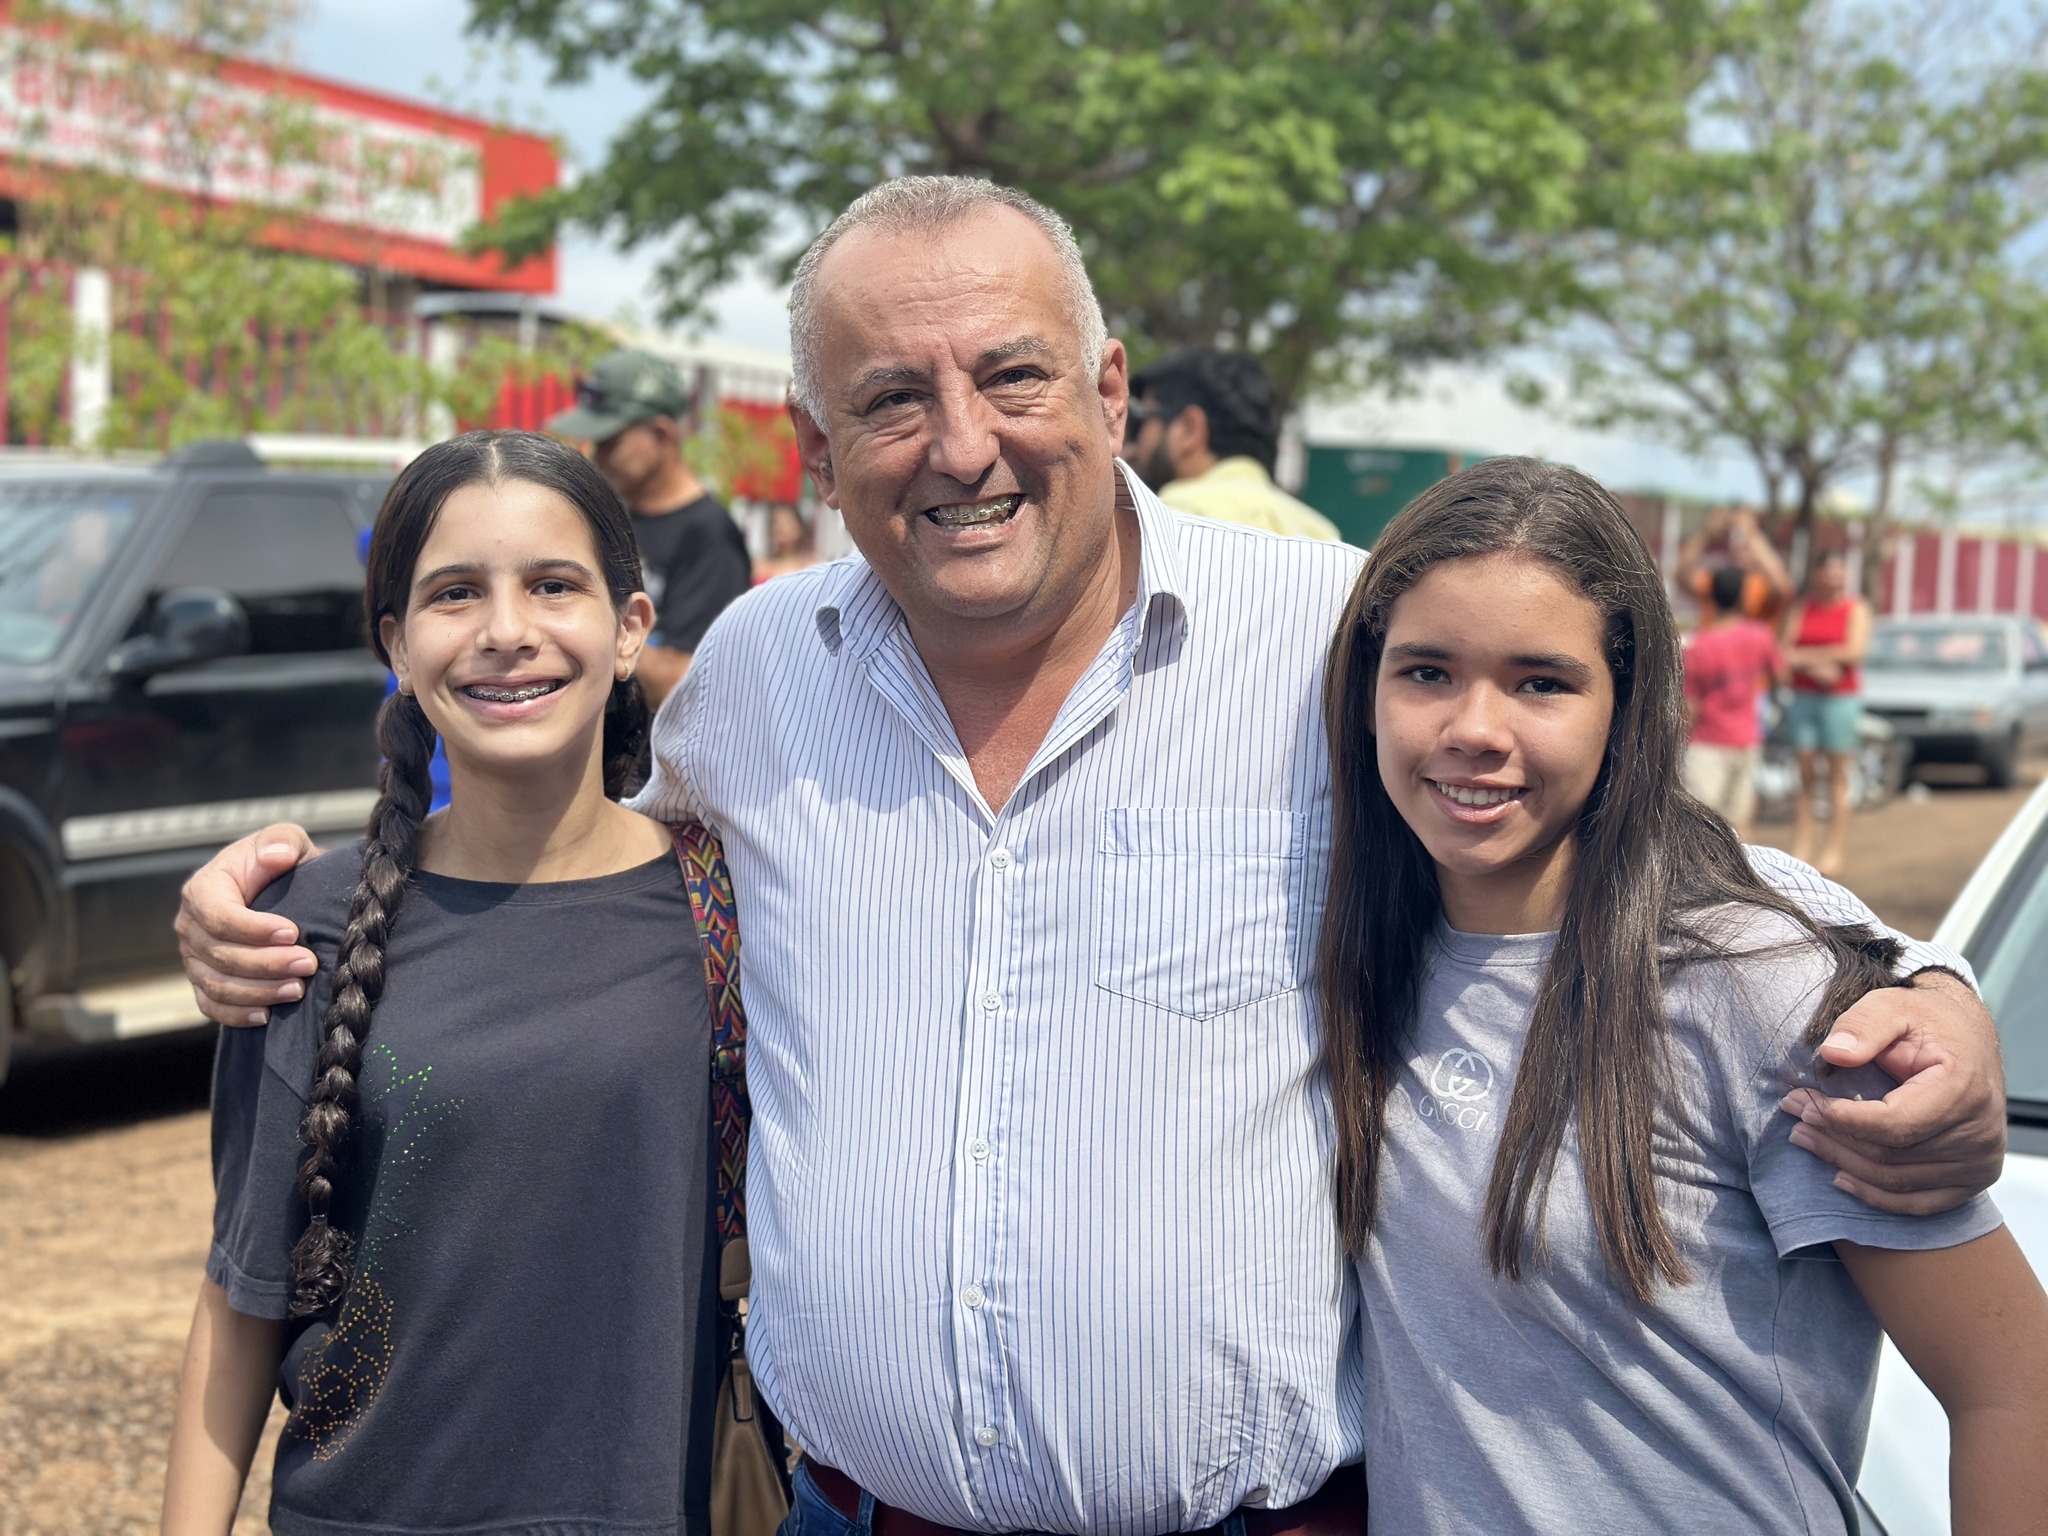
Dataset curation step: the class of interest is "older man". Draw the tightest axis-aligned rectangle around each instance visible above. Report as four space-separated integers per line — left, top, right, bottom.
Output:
177 178 2004 1536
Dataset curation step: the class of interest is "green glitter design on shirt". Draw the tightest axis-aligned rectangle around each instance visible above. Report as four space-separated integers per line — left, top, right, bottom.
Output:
287 1041 463 1461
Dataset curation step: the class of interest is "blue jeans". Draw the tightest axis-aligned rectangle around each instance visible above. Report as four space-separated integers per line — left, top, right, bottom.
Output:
777 1462 1251 1536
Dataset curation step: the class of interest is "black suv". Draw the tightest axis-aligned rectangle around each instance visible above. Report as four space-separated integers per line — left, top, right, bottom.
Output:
0 441 391 1083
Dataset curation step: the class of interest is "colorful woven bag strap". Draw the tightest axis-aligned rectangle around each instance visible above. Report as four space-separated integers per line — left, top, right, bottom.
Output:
672 820 749 1246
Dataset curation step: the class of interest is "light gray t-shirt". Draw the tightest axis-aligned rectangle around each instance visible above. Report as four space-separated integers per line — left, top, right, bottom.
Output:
1357 908 2002 1535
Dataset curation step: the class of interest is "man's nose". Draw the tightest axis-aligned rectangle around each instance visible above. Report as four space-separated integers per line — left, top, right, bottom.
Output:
925 380 1002 485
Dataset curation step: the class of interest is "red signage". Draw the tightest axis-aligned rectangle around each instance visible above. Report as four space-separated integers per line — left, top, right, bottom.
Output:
0 21 557 292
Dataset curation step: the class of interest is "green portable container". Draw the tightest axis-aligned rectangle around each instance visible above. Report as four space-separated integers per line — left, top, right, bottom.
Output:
1300 444 1491 548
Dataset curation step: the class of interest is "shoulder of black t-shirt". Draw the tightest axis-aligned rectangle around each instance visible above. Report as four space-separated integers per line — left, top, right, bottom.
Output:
632 492 728 525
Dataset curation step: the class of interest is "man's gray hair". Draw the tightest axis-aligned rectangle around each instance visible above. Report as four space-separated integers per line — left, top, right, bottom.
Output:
788 176 1107 420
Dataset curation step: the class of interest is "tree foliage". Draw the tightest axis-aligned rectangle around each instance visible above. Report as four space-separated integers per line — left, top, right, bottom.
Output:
1531 0 2048 555
466 0 1726 407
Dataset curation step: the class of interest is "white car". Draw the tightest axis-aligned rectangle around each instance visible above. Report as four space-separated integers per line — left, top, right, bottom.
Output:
1856 777 2048 1533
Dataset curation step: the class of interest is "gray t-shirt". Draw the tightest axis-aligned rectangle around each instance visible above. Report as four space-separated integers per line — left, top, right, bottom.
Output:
1356 907 2001 1535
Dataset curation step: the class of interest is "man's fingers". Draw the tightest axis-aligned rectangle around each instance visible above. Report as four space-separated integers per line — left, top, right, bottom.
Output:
184 939 313 993
1787 1064 1997 1151
175 825 320 951
1787 1120 1988 1191
247 822 321 886
1816 999 1913 1072
1824 1172 1982 1217
174 824 322 1029
181 952 310 1025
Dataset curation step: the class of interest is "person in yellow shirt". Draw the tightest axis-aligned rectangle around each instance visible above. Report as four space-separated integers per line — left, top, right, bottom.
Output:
1124 348 1343 541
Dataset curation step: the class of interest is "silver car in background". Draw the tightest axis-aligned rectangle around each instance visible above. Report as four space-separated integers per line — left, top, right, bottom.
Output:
1860 616 2048 787
1856 777 2048 1533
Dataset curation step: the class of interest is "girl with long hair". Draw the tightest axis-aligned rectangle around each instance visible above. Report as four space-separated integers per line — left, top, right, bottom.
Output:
162 431 723 1534
1319 458 2047 1532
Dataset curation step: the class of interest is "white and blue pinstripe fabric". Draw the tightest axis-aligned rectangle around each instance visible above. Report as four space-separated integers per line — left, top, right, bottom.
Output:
633 462 1965 1536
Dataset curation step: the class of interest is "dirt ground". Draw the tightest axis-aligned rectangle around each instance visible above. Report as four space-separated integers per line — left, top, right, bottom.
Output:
1 757 2040 1534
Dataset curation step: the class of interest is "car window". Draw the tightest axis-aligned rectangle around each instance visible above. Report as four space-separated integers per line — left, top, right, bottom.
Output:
1867 624 2010 671
154 489 366 654
0 482 152 664
2022 624 2048 668
1966 820 2048 1108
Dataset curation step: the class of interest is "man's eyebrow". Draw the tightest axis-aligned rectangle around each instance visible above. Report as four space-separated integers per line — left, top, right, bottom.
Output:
850 362 929 399
848 337 1056 403
977 335 1053 368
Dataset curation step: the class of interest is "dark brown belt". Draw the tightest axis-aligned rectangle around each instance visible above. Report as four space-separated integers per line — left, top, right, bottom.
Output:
803 1458 1365 1536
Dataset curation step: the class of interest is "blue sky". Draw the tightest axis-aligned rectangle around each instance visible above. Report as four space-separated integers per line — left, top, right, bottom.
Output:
290 0 1759 501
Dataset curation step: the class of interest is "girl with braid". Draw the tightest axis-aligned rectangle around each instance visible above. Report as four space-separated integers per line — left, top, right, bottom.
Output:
163 431 725 1535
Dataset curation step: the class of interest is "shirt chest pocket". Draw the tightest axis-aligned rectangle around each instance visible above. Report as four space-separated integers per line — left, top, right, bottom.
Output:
1094 807 1309 1019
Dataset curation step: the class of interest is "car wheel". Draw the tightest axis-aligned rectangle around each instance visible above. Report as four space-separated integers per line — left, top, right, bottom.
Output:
1982 727 2020 789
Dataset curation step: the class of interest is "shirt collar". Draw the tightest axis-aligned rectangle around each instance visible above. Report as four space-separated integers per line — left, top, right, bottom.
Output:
813 459 1192 659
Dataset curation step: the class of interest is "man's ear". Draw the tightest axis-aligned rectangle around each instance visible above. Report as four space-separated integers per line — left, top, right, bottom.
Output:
1167 403 1210 472
1097 337 1130 451
789 397 839 507
379 614 411 694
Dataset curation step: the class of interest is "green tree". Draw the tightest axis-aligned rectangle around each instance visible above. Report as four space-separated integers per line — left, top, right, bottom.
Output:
466 0 1726 407
1527 0 2048 569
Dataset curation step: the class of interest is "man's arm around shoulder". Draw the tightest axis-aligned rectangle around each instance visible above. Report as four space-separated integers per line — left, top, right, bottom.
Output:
1748 846 2007 1215
177 826 323 1028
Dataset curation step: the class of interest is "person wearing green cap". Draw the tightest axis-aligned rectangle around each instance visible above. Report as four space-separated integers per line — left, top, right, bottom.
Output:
548 347 753 704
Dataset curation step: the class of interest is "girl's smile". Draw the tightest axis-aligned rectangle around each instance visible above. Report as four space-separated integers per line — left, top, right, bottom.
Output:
453 674 571 720
1375 552 1615 934
1424 778 1529 820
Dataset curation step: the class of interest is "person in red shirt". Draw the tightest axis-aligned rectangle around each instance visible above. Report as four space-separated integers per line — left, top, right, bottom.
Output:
1781 549 1873 877
1684 565 1786 839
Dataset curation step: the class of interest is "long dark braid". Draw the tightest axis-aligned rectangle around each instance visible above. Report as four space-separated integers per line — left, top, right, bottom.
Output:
286 429 653 1317
289 690 436 1315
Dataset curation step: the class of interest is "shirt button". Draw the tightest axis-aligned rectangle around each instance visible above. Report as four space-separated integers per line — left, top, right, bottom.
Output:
989 848 1012 870
975 1426 998 1448
962 1284 986 1309
969 1138 991 1161
980 991 1000 1011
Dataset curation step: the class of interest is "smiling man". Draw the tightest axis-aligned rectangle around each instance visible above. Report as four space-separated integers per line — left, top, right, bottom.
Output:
176 177 2009 1536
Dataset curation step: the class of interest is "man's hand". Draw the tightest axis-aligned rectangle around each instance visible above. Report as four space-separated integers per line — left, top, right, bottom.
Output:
176 823 322 1027
1781 971 2006 1214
